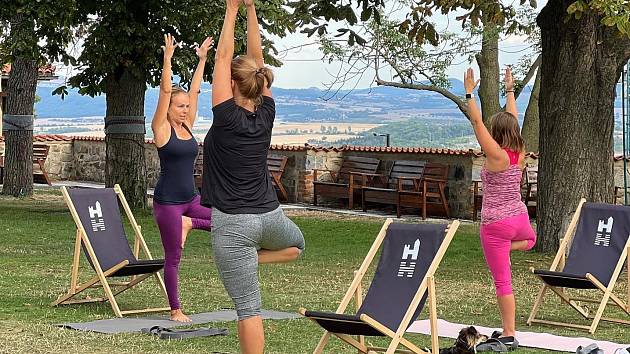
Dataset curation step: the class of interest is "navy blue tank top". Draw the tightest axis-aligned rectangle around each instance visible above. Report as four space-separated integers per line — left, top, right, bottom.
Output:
153 124 199 204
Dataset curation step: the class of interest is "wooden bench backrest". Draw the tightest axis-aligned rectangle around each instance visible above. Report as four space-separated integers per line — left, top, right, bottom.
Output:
194 147 204 177
388 160 426 186
423 163 449 182
267 155 288 173
193 151 287 181
337 156 380 183
525 165 538 184
33 144 50 163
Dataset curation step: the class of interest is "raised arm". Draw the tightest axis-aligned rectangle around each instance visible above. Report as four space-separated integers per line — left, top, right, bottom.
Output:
152 34 177 142
504 66 518 118
187 36 213 127
244 0 272 97
212 0 239 107
464 68 509 167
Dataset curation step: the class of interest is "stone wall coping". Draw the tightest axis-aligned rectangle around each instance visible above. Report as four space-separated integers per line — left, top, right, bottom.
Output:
10 134 630 161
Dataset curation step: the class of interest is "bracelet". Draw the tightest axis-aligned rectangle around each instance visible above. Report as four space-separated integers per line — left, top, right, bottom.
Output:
506 90 515 93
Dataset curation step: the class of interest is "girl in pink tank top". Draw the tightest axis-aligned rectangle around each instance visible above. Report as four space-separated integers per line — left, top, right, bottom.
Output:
464 67 537 347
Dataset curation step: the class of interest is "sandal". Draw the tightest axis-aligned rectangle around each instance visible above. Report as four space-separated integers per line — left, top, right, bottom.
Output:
477 337 519 352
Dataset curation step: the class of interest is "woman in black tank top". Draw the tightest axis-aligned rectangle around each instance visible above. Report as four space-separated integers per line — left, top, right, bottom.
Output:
151 33 214 323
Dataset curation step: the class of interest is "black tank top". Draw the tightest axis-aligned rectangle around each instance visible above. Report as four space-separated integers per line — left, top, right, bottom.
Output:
153 124 199 204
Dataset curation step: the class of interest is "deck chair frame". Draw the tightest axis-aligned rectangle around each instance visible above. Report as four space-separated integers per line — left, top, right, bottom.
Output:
53 184 169 317
527 198 630 333
300 218 459 354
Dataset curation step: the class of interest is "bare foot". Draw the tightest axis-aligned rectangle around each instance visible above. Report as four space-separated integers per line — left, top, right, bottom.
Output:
170 309 192 322
510 240 528 251
181 216 192 248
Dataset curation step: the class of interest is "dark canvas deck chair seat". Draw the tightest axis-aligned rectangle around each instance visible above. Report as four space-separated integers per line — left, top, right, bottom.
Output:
527 199 630 334
53 185 170 317
300 219 460 354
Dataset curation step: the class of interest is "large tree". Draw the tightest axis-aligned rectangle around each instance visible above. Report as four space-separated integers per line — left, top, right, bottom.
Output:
536 1 630 251
293 0 630 252
0 0 81 197
60 0 293 208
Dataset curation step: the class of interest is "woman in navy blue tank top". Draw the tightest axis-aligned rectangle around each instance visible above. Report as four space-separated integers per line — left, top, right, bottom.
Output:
151 33 213 322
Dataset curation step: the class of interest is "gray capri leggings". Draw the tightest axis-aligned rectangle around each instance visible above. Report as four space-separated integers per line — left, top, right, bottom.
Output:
211 206 305 320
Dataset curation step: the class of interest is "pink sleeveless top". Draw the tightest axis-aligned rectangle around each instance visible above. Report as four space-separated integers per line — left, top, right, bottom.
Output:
480 149 528 225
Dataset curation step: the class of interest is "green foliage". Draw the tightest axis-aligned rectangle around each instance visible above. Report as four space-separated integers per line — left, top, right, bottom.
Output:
294 0 630 46
567 0 630 35
65 0 294 97
318 13 474 92
292 0 536 46
0 0 83 66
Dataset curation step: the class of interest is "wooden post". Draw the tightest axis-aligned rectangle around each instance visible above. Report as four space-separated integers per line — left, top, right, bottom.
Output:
354 270 365 353
0 72 3 133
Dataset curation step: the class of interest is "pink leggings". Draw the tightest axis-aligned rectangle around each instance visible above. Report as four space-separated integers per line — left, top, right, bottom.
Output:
480 213 536 296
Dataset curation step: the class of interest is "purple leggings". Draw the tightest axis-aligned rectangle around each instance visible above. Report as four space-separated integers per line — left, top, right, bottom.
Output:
153 195 211 310
480 213 536 297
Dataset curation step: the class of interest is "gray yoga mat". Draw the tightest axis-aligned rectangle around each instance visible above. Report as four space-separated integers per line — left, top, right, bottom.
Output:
59 309 300 334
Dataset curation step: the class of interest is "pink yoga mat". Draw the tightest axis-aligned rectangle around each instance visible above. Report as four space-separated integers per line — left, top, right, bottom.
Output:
407 319 629 353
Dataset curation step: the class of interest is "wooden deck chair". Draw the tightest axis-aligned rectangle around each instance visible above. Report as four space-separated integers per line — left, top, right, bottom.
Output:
300 218 460 354
527 199 630 334
52 185 170 317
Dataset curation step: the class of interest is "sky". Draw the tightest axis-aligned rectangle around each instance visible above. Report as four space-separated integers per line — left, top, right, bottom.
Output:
269 0 547 89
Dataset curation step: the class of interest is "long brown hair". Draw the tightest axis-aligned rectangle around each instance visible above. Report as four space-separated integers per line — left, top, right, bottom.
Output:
489 112 525 152
231 55 274 106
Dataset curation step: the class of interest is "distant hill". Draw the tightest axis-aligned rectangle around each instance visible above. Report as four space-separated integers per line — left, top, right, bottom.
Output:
34 79 540 122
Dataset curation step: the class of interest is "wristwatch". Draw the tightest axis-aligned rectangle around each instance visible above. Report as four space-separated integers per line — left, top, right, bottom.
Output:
465 92 474 99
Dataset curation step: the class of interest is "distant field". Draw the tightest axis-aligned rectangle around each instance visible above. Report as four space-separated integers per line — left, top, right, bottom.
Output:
33 119 380 146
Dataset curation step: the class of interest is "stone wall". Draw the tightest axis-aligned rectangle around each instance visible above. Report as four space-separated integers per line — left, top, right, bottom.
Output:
44 142 74 179
0 140 74 180
8 137 630 218
72 139 162 187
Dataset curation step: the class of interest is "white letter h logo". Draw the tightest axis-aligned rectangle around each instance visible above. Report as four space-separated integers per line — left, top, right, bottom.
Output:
402 239 420 260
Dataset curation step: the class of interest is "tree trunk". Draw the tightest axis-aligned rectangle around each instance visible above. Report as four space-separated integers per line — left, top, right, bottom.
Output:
104 68 147 209
520 70 540 152
536 1 630 252
1 15 37 197
476 23 501 125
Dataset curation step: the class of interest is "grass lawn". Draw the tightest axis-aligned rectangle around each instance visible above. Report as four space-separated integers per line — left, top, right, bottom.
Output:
0 191 628 353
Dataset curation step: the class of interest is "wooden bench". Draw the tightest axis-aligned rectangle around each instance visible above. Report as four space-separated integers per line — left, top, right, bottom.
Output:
522 164 537 216
361 160 426 217
193 148 204 192
193 151 290 202
267 155 289 202
472 179 483 221
33 144 52 185
313 156 380 209
0 144 51 185
397 162 450 219
615 186 629 205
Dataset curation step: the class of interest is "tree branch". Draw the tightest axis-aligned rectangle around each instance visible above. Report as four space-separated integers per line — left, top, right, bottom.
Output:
375 78 471 120
515 54 541 99
499 53 541 112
